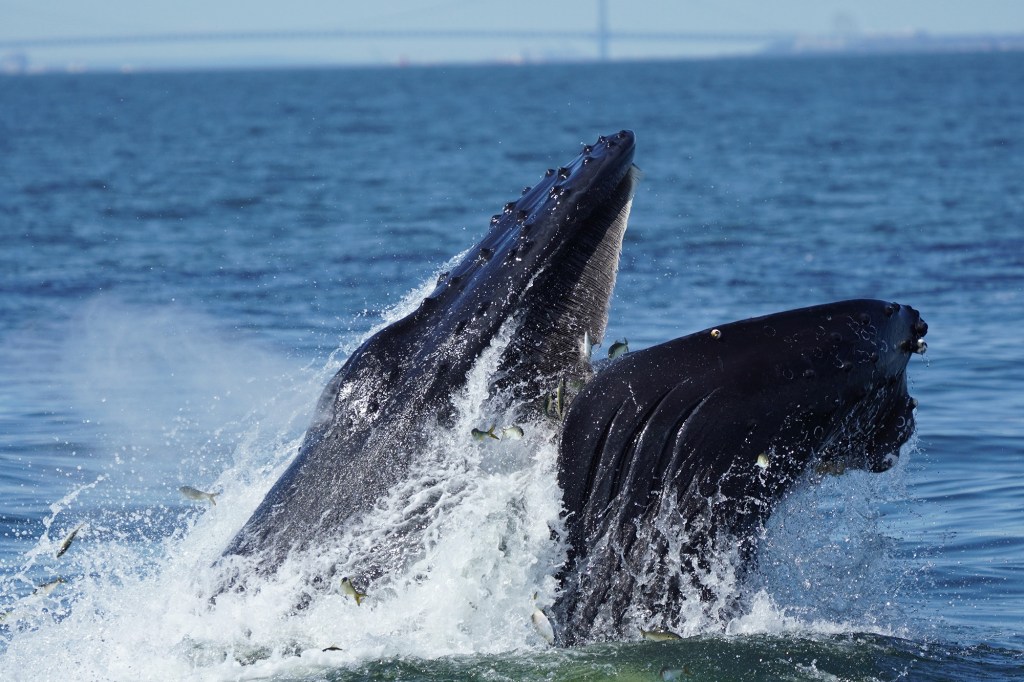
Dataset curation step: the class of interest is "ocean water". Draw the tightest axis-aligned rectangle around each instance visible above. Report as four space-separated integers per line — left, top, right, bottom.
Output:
1 53 1022 680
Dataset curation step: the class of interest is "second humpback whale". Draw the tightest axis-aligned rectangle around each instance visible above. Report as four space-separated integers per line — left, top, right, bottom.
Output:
219 130 927 644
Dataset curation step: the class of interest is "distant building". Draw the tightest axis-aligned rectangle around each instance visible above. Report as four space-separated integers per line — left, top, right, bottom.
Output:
2 50 28 74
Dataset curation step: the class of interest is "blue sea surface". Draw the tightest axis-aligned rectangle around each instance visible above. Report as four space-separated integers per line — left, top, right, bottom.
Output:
1 54 1023 679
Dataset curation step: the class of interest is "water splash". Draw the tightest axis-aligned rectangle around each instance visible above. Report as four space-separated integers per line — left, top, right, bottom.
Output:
1 282 920 679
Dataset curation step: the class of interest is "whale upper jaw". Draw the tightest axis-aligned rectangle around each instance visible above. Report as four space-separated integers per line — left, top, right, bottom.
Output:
220 131 639 575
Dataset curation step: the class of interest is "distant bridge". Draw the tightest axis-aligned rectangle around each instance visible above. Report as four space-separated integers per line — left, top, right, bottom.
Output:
0 28 795 56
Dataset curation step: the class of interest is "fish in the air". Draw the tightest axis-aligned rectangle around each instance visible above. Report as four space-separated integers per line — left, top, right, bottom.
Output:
608 338 629 359
340 576 367 606
179 486 219 505
55 522 86 559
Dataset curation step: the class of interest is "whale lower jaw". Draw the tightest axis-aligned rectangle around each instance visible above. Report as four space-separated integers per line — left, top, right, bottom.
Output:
553 299 925 643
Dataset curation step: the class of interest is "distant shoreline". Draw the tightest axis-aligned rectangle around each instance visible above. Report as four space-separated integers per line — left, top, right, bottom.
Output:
3 32 1023 76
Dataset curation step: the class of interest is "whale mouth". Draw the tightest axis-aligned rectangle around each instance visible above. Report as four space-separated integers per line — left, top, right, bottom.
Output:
808 301 928 475
864 303 928 472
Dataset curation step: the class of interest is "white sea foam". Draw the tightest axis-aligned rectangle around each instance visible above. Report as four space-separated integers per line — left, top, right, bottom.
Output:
0 283 916 680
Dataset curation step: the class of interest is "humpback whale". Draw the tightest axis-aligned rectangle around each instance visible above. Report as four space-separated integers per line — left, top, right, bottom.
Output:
554 299 925 643
220 131 926 644
224 130 640 578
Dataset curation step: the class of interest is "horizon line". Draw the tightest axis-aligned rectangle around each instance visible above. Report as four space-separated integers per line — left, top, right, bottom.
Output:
7 27 1024 51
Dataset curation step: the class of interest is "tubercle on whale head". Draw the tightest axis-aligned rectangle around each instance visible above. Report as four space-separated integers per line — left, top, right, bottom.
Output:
461 130 634 276
415 131 636 316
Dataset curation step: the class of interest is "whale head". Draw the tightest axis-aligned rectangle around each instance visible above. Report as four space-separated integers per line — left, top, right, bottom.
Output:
223 131 639 573
554 298 928 642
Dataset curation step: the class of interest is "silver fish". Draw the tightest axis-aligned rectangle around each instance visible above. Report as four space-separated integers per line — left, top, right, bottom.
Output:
472 424 500 441
641 627 681 641
340 576 367 606
608 338 629 359
55 522 86 559
531 607 555 644
33 577 65 597
179 486 219 505
581 330 594 359
501 425 525 440
544 380 566 420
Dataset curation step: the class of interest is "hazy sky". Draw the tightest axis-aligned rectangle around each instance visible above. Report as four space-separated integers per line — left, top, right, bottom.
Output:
3 0 1023 70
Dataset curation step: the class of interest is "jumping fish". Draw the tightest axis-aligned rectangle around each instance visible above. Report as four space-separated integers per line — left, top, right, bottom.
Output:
340 576 367 606
55 522 86 559
179 486 218 505
545 379 566 420
608 338 629 359
581 330 594 360
472 425 500 441
502 425 525 440
640 627 681 642
33 577 65 597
